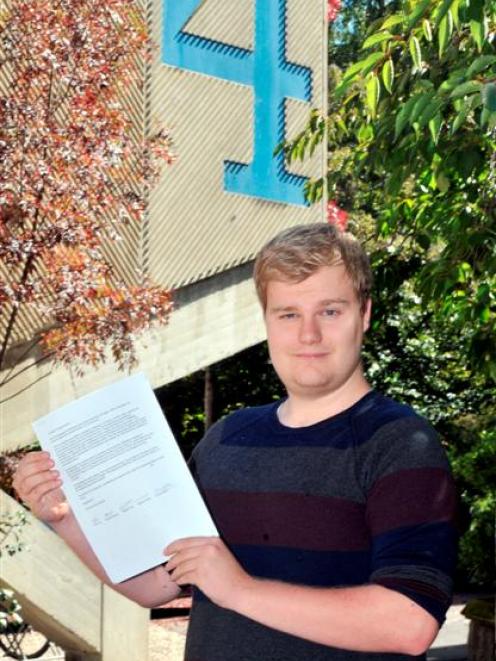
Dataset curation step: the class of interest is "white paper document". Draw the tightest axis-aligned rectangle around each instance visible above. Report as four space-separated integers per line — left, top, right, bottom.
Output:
33 373 218 583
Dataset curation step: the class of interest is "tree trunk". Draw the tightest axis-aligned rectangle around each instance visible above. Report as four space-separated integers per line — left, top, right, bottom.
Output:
468 621 495 661
204 367 213 431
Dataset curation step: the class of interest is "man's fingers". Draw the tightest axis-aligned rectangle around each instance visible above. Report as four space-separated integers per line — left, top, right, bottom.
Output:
18 451 53 469
166 536 220 555
20 476 62 506
14 469 61 502
14 453 54 484
16 467 59 491
168 560 197 586
30 476 62 501
166 548 203 572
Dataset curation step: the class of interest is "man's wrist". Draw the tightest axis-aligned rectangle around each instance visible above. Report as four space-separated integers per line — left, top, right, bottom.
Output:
228 574 264 615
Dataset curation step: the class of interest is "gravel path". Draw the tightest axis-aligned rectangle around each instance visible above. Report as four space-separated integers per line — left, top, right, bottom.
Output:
149 618 187 661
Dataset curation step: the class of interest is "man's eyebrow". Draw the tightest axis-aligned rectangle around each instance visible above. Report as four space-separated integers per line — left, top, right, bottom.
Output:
269 299 350 313
319 298 349 305
268 305 298 313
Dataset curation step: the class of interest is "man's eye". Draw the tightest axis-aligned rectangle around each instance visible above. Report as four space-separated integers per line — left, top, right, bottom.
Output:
322 308 338 317
279 312 297 319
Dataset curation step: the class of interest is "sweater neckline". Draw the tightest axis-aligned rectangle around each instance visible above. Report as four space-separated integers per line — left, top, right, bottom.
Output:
267 390 379 435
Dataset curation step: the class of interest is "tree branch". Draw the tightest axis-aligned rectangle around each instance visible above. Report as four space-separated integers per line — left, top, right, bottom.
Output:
0 370 51 406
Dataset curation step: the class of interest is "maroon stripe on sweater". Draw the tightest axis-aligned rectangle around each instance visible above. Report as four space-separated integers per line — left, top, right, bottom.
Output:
367 468 456 535
204 489 370 551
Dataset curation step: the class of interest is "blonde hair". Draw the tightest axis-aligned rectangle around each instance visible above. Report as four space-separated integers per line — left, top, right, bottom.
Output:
254 223 372 311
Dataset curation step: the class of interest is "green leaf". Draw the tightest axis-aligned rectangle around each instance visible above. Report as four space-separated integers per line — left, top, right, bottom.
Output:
394 94 421 140
437 12 453 57
381 14 405 30
366 74 381 118
450 81 483 99
435 171 450 192
406 0 432 30
438 67 469 94
434 0 456 27
422 19 433 42
364 16 387 38
417 99 444 128
429 113 442 144
297 136 307 160
451 103 472 134
466 0 484 22
417 79 435 92
480 107 491 127
470 20 484 52
482 83 496 112
308 131 321 157
457 262 473 283
386 167 408 195
335 117 348 134
451 0 460 28
357 123 374 142
476 283 490 305
333 79 353 99
343 52 384 82
479 306 490 323
410 92 435 123
409 36 422 71
362 31 393 49
467 56 496 78
382 59 394 94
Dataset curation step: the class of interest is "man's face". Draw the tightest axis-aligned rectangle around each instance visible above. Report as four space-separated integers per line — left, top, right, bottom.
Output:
264 265 371 400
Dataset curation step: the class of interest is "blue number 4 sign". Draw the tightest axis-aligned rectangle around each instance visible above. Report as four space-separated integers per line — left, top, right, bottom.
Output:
162 0 312 206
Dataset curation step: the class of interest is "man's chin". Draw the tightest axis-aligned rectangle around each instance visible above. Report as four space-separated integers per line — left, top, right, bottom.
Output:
290 378 335 396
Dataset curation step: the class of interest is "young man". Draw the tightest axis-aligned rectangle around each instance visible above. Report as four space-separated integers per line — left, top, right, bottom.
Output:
14 224 457 661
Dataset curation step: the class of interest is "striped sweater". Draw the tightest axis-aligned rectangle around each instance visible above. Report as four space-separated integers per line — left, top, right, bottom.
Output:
185 391 457 661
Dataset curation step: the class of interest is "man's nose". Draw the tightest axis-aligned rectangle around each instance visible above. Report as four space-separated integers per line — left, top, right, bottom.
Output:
298 316 322 343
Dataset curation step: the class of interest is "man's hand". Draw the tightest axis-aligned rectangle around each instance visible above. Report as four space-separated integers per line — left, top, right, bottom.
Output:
13 451 69 524
165 536 254 610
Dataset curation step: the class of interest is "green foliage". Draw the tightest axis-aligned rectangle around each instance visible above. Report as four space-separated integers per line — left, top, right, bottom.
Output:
448 429 495 586
329 0 403 70
0 589 23 632
0 510 27 558
0 511 27 631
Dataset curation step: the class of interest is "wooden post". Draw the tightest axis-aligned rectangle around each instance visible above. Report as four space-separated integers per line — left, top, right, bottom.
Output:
65 652 100 661
100 584 149 661
64 586 150 661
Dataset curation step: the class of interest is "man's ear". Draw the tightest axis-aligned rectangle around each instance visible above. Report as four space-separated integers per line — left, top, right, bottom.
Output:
362 298 372 332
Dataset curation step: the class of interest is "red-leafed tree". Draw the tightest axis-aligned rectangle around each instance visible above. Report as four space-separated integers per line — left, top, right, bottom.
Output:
0 0 174 398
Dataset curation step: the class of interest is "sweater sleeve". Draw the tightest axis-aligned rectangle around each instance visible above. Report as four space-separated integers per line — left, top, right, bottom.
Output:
360 415 458 625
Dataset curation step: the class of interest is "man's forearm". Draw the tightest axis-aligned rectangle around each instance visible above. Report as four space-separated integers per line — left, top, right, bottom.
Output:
51 513 180 608
229 578 439 655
